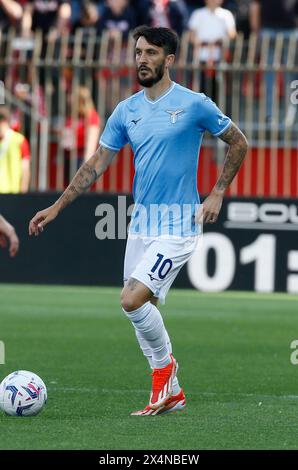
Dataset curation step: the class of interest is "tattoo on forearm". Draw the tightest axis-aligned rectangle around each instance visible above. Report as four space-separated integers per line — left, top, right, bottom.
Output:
53 146 116 212
58 162 100 211
216 123 248 192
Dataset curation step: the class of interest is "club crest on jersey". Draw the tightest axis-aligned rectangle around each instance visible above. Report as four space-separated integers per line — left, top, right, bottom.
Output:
165 109 184 124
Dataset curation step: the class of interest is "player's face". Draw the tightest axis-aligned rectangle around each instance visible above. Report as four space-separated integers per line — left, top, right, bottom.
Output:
135 37 168 87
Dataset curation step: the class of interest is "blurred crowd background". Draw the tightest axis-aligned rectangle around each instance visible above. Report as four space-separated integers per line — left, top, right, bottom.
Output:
0 1 255 38
0 0 297 197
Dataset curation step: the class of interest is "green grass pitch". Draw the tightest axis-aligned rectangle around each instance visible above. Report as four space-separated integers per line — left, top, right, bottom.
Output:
0 284 298 450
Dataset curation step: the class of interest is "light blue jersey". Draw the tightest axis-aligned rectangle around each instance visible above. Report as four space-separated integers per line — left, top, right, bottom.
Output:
100 82 231 237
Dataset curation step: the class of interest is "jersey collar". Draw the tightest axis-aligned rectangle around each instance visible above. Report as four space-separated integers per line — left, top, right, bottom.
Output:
143 81 176 104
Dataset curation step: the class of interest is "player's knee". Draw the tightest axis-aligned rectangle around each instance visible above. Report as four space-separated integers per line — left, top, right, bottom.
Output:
120 289 143 312
120 295 138 312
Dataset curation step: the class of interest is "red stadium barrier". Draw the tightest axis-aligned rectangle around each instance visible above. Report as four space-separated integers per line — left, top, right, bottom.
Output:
48 144 298 198
197 147 298 198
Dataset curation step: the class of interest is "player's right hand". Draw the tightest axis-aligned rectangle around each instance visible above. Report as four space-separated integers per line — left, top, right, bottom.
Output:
29 204 59 236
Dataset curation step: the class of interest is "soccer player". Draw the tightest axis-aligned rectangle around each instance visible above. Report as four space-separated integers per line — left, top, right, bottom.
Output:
29 26 248 416
0 215 19 257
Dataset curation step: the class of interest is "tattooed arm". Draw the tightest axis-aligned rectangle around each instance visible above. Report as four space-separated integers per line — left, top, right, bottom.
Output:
216 122 248 193
196 122 248 224
29 145 116 235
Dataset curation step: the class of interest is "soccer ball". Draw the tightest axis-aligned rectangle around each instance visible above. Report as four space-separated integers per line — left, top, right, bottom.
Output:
0 370 47 416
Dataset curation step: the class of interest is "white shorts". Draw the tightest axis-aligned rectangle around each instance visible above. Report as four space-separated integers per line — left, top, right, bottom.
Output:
123 235 199 304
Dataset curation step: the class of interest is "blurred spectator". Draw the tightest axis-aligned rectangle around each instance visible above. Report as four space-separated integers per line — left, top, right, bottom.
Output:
250 0 298 124
0 106 31 194
22 0 71 37
189 0 236 63
234 0 250 38
130 0 151 25
97 0 136 39
0 0 23 31
11 74 46 134
61 85 101 172
250 0 298 33
147 0 188 36
71 0 99 33
0 214 19 257
185 0 238 16
71 0 104 27
188 0 236 99
8 62 46 138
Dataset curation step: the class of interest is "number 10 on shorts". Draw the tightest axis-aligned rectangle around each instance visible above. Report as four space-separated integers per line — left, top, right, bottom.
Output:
151 253 173 280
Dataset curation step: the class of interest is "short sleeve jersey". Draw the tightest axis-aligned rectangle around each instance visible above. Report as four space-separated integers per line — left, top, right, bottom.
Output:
100 82 231 237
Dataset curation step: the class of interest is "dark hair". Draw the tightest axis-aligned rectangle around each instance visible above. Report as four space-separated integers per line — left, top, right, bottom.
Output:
132 26 179 56
0 106 10 122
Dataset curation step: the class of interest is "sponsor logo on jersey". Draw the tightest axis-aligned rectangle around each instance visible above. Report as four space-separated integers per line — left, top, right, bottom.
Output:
131 118 142 125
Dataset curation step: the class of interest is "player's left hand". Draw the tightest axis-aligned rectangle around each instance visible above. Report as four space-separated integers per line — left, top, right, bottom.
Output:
195 190 224 224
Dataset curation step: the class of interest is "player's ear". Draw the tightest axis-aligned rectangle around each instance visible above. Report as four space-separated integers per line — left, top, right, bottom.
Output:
165 54 175 68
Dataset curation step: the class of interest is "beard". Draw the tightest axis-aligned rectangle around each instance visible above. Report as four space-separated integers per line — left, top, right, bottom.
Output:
136 61 165 87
